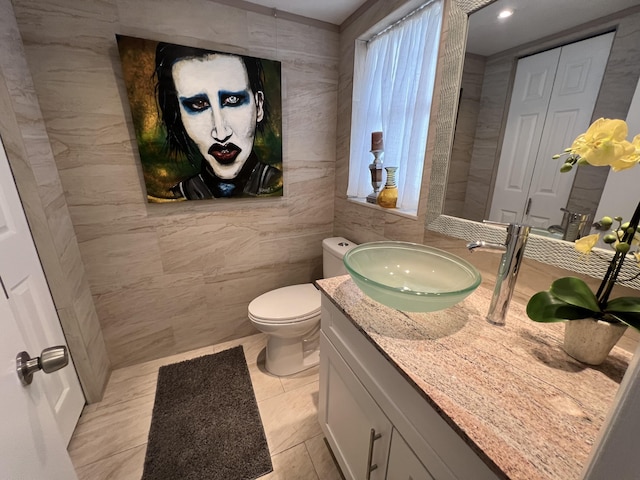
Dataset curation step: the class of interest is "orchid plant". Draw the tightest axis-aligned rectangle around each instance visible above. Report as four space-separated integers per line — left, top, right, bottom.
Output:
526 118 640 331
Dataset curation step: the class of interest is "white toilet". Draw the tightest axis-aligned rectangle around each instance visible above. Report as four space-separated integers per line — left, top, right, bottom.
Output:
248 237 357 376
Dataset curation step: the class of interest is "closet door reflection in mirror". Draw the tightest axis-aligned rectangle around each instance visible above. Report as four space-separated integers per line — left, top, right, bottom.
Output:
489 32 614 229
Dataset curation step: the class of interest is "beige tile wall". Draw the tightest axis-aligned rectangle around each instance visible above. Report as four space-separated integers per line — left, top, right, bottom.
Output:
459 52 510 222
11 0 339 369
0 0 109 402
444 52 485 218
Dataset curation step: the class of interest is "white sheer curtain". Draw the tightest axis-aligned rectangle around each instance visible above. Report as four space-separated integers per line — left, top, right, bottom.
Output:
347 0 443 213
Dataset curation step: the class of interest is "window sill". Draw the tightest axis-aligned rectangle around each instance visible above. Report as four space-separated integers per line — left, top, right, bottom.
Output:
347 197 418 220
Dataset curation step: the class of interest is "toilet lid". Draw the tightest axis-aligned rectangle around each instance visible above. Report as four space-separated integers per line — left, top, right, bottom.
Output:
248 284 321 323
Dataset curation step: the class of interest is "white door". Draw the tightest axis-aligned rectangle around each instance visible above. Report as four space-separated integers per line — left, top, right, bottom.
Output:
0 289 78 479
490 32 614 228
0 132 84 460
489 46 560 225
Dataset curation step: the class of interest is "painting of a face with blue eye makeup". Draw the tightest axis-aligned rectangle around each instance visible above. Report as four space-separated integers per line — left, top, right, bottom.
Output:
173 54 263 182
153 42 283 200
116 36 282 201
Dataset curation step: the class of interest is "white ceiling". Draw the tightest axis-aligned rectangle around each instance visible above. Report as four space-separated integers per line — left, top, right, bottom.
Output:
468 0 640 56
244 0 368 25
242 0 640 49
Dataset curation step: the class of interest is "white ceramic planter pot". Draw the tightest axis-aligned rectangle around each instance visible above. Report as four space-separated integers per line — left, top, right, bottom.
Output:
563 319 628 366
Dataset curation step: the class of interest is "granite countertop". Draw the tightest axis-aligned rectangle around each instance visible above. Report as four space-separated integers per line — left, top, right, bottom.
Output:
316 275 632 480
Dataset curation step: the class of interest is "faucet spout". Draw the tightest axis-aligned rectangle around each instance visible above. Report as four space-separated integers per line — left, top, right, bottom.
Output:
467 223 531 326
466 240 506 253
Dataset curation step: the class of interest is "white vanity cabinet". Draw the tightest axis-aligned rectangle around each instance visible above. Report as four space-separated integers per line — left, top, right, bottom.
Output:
318 295 499 480
320 333 432 479
387 429 434 480
319 334 393 479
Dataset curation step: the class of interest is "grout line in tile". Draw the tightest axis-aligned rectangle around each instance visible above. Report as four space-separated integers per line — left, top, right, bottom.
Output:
73 442 148 473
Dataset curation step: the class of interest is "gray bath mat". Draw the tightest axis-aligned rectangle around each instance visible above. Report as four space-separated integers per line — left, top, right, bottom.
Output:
141 345 273 480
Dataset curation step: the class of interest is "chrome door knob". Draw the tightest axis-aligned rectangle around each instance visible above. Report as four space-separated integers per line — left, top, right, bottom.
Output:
16 346 69 386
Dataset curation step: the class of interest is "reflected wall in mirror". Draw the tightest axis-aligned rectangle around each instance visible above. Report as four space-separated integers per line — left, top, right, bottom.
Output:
444 0 640 240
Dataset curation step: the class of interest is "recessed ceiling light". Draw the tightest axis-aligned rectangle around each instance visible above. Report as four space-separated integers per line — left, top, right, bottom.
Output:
498 9 514 19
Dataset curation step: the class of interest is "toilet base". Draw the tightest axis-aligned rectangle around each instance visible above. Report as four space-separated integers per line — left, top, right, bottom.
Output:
265 331 320 376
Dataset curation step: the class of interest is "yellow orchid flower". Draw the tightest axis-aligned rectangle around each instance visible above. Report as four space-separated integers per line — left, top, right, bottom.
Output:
547 117 640 322
574 233 600 254
610 134 640 171
569 118 635 167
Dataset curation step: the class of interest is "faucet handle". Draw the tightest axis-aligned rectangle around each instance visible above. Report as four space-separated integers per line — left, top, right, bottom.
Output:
482 220 531 236
482 219 510 228
483 219 531 228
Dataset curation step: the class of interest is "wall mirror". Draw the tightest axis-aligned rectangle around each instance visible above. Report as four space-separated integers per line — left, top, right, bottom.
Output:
426 0 640 288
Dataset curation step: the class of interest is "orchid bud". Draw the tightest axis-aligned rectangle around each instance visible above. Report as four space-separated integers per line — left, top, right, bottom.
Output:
560 163 573 173
616 242 630 254
603 234 617 244
599 216 613 229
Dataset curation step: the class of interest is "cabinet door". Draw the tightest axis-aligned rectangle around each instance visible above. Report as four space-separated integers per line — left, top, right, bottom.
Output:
319 334 392 480
386 428 434 480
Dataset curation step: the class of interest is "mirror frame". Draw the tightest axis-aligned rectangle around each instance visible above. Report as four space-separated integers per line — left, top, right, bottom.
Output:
425 0 640 290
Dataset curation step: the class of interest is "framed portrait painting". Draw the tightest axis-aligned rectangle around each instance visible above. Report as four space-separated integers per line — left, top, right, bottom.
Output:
116 35 283 202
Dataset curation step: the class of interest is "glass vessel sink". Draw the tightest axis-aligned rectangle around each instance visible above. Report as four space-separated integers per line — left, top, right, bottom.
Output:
343 241 481 312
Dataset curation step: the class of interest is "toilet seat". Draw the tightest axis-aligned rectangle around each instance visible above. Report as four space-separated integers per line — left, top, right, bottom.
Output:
248 283 320 324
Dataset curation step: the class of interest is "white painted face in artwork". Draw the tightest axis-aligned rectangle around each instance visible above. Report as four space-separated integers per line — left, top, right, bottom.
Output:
172 54 264 180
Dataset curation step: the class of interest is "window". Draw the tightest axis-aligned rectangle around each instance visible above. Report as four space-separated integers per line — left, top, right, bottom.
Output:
347 0 443 215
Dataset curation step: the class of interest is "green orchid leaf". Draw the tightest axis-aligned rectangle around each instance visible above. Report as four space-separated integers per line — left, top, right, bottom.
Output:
607 312 640 331
549 277 600 312
605 298 640 331
526 291 595 323
605 297 640 313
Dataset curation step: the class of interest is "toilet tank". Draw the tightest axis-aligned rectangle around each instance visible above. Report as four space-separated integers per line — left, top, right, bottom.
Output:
322 237 357 278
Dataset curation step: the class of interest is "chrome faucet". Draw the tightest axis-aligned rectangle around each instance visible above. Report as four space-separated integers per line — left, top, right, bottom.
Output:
467 222 531 326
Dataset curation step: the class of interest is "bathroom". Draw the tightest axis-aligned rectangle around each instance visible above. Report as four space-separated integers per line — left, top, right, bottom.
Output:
2 0 640 478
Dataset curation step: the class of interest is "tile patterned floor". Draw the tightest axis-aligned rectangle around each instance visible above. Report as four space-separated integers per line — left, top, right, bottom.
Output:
68 333 344 480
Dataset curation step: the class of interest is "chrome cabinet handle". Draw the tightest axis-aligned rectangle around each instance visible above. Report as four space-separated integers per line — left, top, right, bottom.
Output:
366 428 382 480
16 346 69 386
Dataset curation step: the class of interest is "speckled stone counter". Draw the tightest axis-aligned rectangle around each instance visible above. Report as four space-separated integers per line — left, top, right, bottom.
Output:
316 275 632 480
